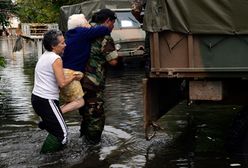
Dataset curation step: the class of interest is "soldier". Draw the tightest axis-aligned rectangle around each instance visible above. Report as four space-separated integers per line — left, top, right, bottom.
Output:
79 8 118 144
131 0 150 74
131 0 146 24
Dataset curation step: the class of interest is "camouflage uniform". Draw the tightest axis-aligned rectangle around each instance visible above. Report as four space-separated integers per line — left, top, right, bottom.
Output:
79 34 118 144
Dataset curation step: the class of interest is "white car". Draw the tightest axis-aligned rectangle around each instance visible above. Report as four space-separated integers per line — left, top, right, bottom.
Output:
111 8 145 58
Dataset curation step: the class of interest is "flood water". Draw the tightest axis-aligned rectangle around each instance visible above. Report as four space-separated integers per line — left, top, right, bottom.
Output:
0 37 246 167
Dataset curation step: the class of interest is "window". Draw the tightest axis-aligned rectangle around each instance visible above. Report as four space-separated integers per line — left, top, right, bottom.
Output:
114 11 140 29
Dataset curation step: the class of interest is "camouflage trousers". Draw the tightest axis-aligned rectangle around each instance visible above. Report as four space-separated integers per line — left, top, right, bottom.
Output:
79 90 105 144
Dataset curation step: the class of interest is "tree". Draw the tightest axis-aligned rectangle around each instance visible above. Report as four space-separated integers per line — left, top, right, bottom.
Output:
0 0 17 30
16 0 58 23
0 56 5 68
51 0 88 7
16 0 88 23
0 0 11 75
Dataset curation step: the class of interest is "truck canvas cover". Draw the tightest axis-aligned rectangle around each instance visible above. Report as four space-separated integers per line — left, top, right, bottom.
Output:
59 0 131 32
143 0 248 34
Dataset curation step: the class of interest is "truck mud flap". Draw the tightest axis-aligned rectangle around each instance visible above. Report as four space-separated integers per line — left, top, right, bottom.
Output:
143 78 185 140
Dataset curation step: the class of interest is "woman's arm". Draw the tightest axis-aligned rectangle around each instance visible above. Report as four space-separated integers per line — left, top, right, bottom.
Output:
52 58 80 88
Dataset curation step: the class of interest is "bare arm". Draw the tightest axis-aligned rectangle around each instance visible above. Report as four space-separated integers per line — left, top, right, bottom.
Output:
52 58 78 88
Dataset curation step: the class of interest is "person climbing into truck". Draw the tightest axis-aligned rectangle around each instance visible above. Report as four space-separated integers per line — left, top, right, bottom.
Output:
131 0 150 75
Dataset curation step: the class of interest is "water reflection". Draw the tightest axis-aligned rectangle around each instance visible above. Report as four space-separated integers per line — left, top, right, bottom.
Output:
0 38 37 126
104 68 145 133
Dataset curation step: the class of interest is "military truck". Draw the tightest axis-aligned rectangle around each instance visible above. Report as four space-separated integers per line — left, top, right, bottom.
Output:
142 0 248 141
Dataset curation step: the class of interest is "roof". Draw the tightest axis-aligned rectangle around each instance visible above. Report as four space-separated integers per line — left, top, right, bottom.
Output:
143 0 248 34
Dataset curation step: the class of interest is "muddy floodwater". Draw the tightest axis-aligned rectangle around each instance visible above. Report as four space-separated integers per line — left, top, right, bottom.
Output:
0 37 246 168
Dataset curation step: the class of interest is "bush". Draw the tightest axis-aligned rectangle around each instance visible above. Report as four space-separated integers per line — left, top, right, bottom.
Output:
0 57 5 68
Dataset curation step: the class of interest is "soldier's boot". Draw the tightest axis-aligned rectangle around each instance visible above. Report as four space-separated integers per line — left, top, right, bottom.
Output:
40 133 63 154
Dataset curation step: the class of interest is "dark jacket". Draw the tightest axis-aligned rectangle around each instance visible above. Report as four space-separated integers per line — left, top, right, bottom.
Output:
62 26 110 72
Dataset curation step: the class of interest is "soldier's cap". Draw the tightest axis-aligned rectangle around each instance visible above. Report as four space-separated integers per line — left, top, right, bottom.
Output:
67 14 88 30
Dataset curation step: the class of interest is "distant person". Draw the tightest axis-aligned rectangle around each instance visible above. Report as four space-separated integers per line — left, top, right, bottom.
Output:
60 14 111 114
79 8 118 144
3 27 10 36
12 24 23 52
131 0 146 24
31 29 82 153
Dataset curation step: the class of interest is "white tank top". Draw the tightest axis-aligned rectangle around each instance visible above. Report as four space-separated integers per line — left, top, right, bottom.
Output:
32 51 61 100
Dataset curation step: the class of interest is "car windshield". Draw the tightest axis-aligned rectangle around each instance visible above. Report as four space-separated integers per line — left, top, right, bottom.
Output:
114 11 140 29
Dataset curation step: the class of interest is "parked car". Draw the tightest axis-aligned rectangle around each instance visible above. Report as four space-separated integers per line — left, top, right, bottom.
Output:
111 8 145 58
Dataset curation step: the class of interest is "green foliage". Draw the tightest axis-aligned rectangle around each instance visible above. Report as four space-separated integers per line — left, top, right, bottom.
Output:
0 56 5 68
0 0 18 28
16 0 58 23
0 56 5 82
51 0 88 6
16 0 89 23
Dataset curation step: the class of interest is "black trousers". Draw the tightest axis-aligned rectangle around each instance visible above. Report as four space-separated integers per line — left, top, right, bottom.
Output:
31 94 68 144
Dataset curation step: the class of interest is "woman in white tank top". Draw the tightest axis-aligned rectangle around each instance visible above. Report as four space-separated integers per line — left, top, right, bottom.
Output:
31 29 82 154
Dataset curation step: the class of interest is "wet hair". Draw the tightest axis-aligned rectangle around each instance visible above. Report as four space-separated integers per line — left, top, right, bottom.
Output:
91 8 116 24
42 29 63 51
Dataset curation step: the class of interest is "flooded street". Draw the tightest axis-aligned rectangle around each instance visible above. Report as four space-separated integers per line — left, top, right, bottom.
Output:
0 37 246 167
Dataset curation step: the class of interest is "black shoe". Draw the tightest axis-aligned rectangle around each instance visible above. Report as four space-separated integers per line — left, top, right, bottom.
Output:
38 121 46 130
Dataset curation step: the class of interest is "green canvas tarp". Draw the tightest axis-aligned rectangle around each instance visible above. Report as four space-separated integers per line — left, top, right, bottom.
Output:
59 0 132 32
143 0 248 34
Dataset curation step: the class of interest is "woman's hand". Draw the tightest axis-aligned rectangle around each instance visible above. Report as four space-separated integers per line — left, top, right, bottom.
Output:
73 72 84 81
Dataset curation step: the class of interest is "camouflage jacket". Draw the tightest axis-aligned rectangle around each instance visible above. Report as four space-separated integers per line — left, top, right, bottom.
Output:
83 34 118 91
